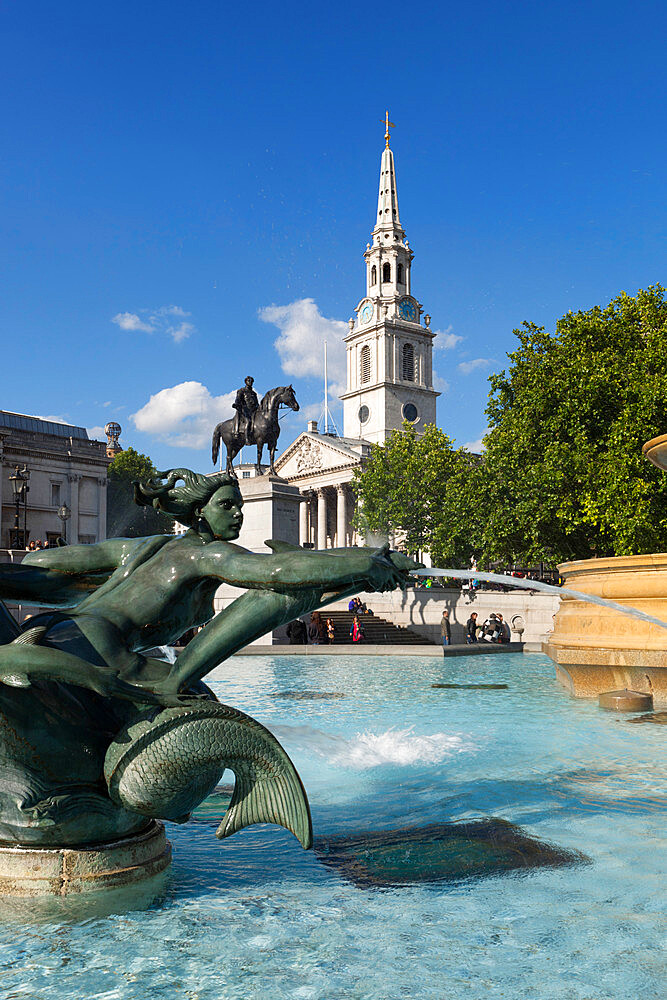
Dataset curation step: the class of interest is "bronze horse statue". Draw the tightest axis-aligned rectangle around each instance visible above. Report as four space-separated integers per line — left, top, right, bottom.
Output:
212 384 299 476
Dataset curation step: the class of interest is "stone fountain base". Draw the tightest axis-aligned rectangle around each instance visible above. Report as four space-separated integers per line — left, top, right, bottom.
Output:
546 553 667 706
0 820 171 898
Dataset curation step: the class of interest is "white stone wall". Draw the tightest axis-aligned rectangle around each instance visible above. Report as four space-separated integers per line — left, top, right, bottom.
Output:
322 588 560 645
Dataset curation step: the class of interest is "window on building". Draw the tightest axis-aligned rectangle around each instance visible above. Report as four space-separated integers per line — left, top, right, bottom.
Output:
78 535 96 545
382 262 391 283
370 265 377 285
397 262 404 284
50 483 61 507
360 344 372 384
402 343 415 382
241 471 250 479
46 532 61 548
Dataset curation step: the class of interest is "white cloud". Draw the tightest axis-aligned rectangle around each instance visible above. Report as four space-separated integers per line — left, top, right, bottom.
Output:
36 414 73 425
458 358 494 375
463 435 487 453
433 373 450 393
259 298 348 398
87 425 107 440
131 382 236 449
112 312 154 333
434 325 463 350
112 304 195 343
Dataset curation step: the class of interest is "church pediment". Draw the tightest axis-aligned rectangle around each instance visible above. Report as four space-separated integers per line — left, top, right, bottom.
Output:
276 433 362 480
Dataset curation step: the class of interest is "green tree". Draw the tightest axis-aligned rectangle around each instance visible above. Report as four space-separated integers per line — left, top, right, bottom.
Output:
107 447 172 538
469 285 667 564
351 423 475 564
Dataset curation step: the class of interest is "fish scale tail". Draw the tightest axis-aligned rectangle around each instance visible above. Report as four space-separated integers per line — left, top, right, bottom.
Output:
216 761 313 849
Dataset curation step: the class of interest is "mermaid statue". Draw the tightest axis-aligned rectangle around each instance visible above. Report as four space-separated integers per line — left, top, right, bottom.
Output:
0 469 415 852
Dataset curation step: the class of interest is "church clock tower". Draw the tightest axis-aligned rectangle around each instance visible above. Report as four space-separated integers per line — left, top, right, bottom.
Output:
340 114 439 443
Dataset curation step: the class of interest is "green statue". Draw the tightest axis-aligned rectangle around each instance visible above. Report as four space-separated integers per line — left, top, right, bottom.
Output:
0 469 416 850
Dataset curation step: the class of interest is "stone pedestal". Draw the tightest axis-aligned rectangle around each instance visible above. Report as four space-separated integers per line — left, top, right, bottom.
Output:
0 820 171 899
235 475 302 553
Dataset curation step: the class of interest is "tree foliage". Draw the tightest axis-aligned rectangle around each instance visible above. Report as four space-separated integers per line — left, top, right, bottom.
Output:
474 285 667 563
352 286 667 567
107 447 172 538
351 423 475 565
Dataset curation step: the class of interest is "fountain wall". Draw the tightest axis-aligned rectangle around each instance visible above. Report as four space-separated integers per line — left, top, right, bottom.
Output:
545 553 667 705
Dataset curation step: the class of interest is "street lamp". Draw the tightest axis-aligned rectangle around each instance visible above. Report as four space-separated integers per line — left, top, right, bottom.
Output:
58 503 71 545
9 466 30 549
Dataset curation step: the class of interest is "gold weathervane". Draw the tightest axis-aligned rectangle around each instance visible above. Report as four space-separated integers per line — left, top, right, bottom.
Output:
382 110 395 148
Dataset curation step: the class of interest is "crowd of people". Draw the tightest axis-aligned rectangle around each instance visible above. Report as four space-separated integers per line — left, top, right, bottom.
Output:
284 599 373 646
285 612 338 646
440 610 512 647
26 538 52 551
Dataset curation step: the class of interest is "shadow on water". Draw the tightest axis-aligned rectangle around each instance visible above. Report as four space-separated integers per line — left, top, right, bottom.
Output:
626 711 667 724
314 818 588 889
431 683 508 689
270 691 346 700
185 787 595 895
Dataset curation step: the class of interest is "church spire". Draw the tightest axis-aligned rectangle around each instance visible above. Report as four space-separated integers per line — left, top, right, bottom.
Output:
374 112 403 240
341 115 438 444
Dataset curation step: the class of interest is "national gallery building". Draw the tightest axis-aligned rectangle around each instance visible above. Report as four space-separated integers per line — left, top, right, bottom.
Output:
0 412 110 550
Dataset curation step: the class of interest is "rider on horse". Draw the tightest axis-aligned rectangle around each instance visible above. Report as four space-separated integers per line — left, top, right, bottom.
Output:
232 376 259 446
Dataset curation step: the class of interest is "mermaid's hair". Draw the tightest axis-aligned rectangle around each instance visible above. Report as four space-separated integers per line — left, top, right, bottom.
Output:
133 468 238 528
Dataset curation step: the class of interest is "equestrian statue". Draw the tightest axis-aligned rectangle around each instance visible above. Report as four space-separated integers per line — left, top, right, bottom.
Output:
212 376 299 476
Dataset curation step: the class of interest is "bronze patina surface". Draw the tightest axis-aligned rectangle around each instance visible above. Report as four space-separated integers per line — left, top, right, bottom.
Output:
0 468 417 861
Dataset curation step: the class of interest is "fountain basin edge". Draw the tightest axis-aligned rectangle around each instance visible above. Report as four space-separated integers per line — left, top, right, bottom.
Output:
546 553 667 705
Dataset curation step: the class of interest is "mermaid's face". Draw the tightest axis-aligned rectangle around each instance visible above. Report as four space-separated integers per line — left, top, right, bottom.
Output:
201 485 244 540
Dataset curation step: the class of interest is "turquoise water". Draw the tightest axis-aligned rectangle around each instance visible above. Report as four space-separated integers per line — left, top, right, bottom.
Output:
1 652 665 999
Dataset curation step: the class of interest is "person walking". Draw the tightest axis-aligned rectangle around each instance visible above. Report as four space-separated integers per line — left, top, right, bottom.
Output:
440 610 451 650
350 616 364 643
308 611 325 644
466 612 478 644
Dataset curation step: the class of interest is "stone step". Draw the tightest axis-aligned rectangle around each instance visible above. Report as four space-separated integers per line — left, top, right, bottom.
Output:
322 610 433 645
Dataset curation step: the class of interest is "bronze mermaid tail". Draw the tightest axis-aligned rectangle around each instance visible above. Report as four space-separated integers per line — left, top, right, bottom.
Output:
104 699 313 848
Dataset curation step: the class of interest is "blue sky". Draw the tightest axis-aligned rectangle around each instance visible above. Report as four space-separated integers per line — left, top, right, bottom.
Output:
1 0 665 468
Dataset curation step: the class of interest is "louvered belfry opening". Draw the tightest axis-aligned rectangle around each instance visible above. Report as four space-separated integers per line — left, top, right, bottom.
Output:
360 344 372 384
402 342 415 381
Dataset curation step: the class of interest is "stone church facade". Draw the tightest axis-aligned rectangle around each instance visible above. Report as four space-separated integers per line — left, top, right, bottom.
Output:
275 126 439 547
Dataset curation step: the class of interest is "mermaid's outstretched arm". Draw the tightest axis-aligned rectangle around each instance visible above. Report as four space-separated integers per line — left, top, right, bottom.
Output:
140 547 419 697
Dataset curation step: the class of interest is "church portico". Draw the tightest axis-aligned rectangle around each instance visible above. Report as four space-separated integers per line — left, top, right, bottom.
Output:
295 480 356 550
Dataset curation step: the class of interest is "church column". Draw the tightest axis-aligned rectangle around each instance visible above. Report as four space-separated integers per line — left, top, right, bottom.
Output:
336 485 347 548
299 493 309 546
317 489 327 550
68 473 80 545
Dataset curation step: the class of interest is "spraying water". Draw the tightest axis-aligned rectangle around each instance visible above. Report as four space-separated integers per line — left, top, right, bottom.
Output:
412 568 667 632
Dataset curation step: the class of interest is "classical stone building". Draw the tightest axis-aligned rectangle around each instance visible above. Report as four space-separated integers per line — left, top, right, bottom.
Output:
275 125 439 548
0 411 110 550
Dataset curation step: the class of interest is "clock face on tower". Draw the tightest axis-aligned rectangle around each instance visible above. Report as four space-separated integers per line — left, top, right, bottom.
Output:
398 297 417 321
359 302 374 325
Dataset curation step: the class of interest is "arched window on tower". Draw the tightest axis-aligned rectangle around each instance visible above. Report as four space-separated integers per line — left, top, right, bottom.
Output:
382 262 391 284
371 265 377 286
397 262 404 284
402 343 415 382
360 344 372 384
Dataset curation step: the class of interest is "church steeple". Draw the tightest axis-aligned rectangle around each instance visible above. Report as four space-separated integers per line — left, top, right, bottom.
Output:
374 113 404 244
340 115 439 444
